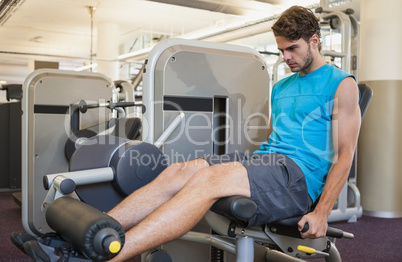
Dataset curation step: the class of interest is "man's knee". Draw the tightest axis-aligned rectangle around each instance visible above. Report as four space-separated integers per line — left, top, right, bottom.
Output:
157 159 208 185
186 162 250 197
158 162 186 181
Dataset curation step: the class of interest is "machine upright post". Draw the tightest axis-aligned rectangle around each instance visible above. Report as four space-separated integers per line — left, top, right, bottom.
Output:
236 237 254 262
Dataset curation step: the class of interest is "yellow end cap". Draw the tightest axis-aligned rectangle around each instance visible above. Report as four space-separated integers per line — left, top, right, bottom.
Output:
297 245 316 254
109 241 121 254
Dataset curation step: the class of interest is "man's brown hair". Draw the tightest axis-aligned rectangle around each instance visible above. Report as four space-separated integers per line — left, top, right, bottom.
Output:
272 6 321 48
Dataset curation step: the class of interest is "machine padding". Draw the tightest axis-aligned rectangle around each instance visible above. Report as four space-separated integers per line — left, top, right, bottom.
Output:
46 197 125 261
71 135 168 212
211 195 257 225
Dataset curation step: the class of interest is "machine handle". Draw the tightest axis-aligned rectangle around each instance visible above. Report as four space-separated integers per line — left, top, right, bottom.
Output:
77 100 143 113
301 223 309 233
297 245 329 257
300 223 354 239
108 101 136 109
327 227 354 239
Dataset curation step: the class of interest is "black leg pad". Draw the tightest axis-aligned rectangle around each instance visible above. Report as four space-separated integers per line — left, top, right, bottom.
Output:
46 197 125 261
211 195 257 227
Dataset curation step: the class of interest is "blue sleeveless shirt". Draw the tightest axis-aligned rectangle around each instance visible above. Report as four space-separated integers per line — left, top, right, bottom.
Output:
255 64 355 202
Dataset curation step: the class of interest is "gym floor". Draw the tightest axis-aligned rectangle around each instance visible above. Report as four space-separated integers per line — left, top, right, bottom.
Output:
1 191 401 262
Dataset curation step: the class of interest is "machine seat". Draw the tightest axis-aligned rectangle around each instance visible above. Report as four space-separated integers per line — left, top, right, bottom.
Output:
211 195 304 238
211 195 351 239
210 195 257 228
211 195 303 228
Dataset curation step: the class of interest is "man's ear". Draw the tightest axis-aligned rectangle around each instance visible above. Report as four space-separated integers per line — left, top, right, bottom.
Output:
310 34 320 49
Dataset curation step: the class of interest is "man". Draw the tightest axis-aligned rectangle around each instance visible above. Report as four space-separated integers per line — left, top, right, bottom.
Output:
265 5 360 239
105 5 360 261
19 5 361 261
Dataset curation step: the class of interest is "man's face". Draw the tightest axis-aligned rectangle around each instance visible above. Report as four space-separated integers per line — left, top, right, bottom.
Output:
275 36 314 75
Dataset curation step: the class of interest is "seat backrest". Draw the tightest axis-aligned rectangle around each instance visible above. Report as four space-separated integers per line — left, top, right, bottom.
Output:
348 84 373 181
358 83 373 120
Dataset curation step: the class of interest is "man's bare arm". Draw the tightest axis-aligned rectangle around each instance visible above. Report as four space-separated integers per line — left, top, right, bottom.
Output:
298 77 361 238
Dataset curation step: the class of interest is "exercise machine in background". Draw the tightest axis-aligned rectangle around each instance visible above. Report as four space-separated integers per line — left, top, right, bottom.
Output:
0 84 22 191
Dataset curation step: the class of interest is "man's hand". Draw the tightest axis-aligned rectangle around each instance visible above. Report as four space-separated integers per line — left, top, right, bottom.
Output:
297 210 328 239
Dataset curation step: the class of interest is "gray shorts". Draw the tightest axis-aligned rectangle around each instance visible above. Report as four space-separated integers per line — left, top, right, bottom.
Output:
204 152 312 226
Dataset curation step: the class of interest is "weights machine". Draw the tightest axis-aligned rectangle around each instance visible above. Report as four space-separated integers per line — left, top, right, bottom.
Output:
19 38 364 262
20 39 271 261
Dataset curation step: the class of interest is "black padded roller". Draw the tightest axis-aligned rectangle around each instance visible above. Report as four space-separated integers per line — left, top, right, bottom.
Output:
46 197 125 261
71 136 168 212
211 195 257 227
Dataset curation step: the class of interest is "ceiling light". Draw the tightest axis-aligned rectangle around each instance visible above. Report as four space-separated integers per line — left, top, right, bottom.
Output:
74 63 98 71
118 47 153 61
0 0 26 26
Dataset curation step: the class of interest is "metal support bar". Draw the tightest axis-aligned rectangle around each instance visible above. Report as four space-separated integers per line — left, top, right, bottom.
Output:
180 231 236 254
236 237 254 262
41 167 115 212
43 167 114 190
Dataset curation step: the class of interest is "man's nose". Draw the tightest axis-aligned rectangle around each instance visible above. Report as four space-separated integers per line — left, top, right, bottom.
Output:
283 50 291 61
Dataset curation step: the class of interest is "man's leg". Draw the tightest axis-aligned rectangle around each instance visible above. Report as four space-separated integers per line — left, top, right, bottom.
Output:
20 159 211 262
108 158 209 230
109 161 251 261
